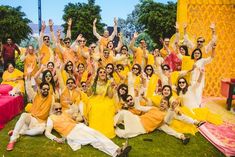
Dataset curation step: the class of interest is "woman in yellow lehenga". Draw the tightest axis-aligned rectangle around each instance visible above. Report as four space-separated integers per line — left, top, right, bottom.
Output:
1 63 24 94
170 74 222 135
87 68 116 138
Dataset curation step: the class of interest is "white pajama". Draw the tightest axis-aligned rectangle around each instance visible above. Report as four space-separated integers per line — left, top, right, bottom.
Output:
10 113 45 142
66 123 119 157
114 110 146 138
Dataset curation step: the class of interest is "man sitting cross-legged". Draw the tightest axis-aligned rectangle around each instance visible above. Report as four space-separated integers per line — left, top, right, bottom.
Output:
45 103 132 157
7 82 53 151
114 95 203 144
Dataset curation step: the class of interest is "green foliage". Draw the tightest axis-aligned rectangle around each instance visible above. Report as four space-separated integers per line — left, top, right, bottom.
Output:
15 56 24 72
0 6 32 44
138 0 177 47
62 0 105 44
135 32 156 51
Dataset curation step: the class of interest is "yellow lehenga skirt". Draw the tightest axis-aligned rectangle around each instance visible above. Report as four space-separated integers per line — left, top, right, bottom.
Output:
170 105 222 135
88 95 116 138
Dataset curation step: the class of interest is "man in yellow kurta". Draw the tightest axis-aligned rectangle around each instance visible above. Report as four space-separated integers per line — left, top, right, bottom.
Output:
114 95 191 144
129 32 150 68
6 82 53 151
45 103 132 157
38 20 55 65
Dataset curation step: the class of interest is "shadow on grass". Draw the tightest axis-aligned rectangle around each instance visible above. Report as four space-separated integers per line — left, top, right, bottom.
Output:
0 115 225 157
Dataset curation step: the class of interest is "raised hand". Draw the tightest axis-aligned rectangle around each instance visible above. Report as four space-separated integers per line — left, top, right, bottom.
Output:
57 29 61 38
48 19 54 28
210 23 216 31
76 34 83 41
114 17 117 25
93 18 97 25
67 18 72 27
133 32 139 39
41 21 46 31
175 22 179 31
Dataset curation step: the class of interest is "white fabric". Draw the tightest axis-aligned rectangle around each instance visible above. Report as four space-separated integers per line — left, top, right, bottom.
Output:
10 113 45 142
67 123 119 157
114 110 146 138
180 85 199 109
158 124 182 139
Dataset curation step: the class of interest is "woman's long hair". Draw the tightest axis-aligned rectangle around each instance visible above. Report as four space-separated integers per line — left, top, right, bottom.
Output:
144 64 154 77
42 70 55 92
64 61 74 73
176 77 189 95
91 67 107 94
117 84 128 100
162 85 172 100
105 63 114 79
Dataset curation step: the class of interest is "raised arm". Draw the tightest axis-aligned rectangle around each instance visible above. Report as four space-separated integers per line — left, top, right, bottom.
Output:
183 24 195 49
205 23 217 53
172 22 180 51
49 19 57 46
66 18 72 39
93 18 102 40
129 32 138 52
109 17 118 41
39 21 46 48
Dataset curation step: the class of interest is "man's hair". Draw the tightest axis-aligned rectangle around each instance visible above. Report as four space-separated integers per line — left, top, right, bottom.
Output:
63 37 71 42
124 94 133 102
43 35 50 40
66 78 75 84
40 82 50 89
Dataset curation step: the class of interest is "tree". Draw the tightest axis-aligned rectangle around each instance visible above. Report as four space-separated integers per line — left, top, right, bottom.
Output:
0 6 32 44
62 0 105 44
138 0 177 47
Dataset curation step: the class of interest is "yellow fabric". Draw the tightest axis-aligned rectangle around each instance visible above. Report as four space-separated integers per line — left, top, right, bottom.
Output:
140 107 166 133
60 88 81 110
50 113 76 137
181 56 194 71
147 54 154 65
62 48 76 65
2 69 25 93
77 46 89 65
100 56 113 67
81 70 89 83
30 92 52 122
80 91 89 119
87 82 116 138
177 0 235 96
25 103 33 112
39 44 52 65
160 46 173 58
150 95 162 107
146 74 159 98
24 54 38 77
133 47 144 65
100 37 109 48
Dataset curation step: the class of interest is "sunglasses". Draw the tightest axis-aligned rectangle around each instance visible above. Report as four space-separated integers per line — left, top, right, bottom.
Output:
91 46 96 49
67 64 73 66
104 52 110 54
79 40 86 43
121 87 127 91
55 107 62 111
81 84 86 87
163 68 169 71
65 41 70 44
45 74 52 78
126 98 133 102
179 81 186 84
118 68 124 70
106 66 113 70
99 71 106 74
122 48 127 51
132 67 139 70
42 88 49 91
146 68 152 71
67 81 74 85
197 40 204 43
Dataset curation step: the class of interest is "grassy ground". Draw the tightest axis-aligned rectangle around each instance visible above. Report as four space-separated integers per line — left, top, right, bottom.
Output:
0 115 224 157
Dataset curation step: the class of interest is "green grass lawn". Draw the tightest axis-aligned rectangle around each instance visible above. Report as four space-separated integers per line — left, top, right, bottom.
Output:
0 115 225 157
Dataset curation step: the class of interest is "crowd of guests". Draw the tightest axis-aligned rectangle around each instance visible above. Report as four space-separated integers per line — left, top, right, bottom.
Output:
0 18 221 156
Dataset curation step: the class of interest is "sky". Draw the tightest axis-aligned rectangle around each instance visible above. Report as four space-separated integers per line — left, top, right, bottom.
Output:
0 0 176 26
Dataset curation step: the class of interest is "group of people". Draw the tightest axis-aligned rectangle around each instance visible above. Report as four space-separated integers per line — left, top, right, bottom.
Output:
0 18 222 156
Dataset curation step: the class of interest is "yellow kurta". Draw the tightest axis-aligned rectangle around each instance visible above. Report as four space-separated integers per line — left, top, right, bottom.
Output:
30 92 53 123
77 46 89 65
133 47 144 65
60 88 81 110
2 69 25 93
39 44 53 65
24 54 38 77
160 46 174 58
50 113 76 137
88 82 116 138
